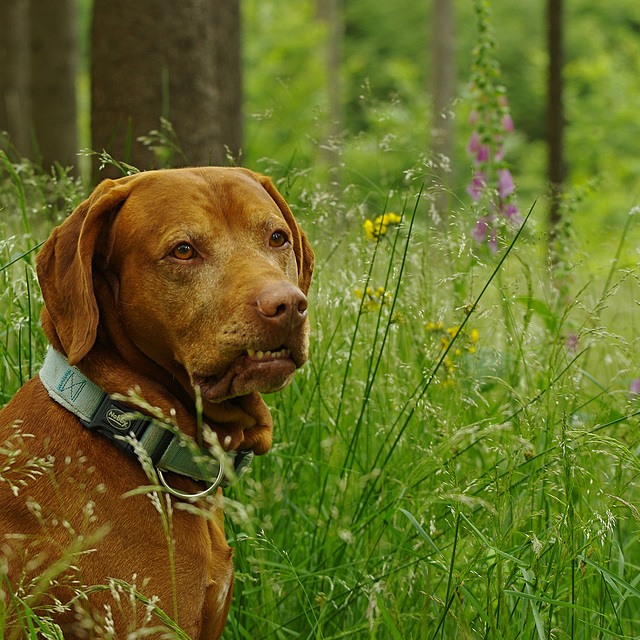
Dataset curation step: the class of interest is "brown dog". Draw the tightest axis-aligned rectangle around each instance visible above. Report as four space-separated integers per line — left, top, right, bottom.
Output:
0 167 313 638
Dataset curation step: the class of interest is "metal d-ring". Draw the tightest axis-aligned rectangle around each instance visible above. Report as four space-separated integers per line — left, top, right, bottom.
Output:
157 456 225 500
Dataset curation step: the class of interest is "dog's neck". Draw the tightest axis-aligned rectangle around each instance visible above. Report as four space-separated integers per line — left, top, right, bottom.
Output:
41 307 274 456
83 345 274 456
38 347 256 498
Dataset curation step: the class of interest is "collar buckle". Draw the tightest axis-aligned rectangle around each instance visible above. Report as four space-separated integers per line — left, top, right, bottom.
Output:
80 394 160 459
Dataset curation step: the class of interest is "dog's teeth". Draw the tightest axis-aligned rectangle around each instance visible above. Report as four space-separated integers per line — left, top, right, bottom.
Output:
247 348 290 360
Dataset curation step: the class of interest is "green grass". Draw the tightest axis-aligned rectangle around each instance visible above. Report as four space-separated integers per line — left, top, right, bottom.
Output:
1 148 640 639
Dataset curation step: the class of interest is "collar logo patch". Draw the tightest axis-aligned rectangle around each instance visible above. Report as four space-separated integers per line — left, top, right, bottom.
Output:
106 408 131 432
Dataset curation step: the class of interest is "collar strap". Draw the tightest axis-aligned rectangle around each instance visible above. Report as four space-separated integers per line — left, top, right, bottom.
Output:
38 348 253 490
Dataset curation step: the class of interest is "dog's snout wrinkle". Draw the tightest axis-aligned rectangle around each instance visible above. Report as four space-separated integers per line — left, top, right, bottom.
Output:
255 282 308 328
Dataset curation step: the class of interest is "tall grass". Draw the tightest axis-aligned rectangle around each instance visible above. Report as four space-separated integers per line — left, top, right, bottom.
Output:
221 169 640 640
1 140 640 640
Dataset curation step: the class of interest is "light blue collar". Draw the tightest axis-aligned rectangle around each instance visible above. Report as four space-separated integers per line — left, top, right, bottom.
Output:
39 347 253 498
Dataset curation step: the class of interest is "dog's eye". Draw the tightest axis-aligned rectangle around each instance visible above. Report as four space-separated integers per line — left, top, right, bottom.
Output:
171 243 196 260
269 231 288 248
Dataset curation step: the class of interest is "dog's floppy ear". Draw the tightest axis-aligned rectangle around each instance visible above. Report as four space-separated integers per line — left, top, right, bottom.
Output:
254 173 315 295
36 176 139 365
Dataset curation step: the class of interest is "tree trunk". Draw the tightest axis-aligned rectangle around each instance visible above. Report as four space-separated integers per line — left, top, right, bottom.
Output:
547 0 565 239
431 0 455 220
91 0 242 176
316 0 343 179
0 0 30 159
29 0 78 169
213 0 243 163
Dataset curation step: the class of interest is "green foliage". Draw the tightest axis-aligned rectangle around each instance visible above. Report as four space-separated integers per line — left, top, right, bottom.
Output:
243 0 328 169
243 0 640 259
218 167 640 638
341 0 429 132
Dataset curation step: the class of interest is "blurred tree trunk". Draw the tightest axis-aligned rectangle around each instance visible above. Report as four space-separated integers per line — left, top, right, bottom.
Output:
0 0 30 158
547 0 565 241
316 0 343 181
431 0 455 220
29 0 78 169
214 0 243 163
91 0 242 176
1 0 77 169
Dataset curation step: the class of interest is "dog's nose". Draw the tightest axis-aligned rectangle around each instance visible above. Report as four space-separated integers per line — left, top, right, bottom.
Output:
255 282 308 328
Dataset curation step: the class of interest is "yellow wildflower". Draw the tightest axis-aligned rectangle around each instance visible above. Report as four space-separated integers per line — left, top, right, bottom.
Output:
363 219 375 241
425 320 480 390
353 283 392 313
446 326 461 338
363 212 402 242
390 312 405 326
444 356 456 374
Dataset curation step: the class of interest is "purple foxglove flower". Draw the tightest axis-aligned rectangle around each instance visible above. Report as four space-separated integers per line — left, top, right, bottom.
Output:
501 113 515 133
565 333 579 352
500 202 520 222
467 131 480 155
630 378 640 396
472 216 490 242
505 204 521 224
497 168 515 198
488 228 498 253
477 144 491 163
466 171 486 201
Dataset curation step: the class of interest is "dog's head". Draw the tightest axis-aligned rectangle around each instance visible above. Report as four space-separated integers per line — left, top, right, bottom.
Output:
36 168 314 447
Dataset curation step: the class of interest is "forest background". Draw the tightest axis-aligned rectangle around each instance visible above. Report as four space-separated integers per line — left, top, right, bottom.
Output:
2 0 640 638
1 0 640 256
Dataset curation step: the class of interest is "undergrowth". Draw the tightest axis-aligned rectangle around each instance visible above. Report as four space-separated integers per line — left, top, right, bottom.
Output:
219 163 640 639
